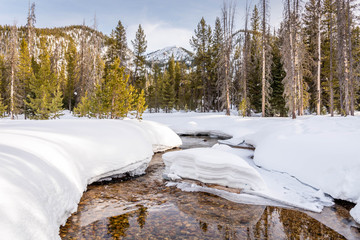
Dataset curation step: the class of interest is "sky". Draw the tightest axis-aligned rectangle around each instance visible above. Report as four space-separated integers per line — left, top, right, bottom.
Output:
0 0 284 53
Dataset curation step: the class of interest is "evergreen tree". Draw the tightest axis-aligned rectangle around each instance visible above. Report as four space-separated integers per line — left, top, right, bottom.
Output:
132 24 147 89
74 91 92 118
322 0 338 115
248 6 262 113
211 17 223 111
134 89 147 119
0 56 7 111
303 0 323 114
147 63 163 112
270 34 287 116
107 20 129 67
174 61 181 108
162 58 176 112
26 38 63 119
65 39 78 111
190 17 212 111
0 94 7 117
17 38 34 119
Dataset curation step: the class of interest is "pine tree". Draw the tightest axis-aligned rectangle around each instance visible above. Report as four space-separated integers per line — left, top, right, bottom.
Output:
322 0 338 116
17 38 34 119
248 6 262 113
65 39 78 111
149 63 163 112
162 58 176 112
303 0 323 115
74 91 92 118
132 24 147 89
0 94 7 117
190 17 212 111
270 33 287 116
174 61 182 108
134 89 147 119
211 17 223 111
26 38 63 119
107 20 129 67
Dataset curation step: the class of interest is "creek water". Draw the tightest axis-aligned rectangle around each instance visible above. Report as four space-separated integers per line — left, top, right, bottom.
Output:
60 136 360 239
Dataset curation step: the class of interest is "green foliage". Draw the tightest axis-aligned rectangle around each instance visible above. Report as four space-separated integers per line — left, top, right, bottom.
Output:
132 24 147 90
238 98 247 117
248 6 262 113
18 38 35 118
161 57 176 112
134 89 147 120
107 20 128 66
64 39 78 111
74 91 92 118
269 35 287 116
190 17 213 111
0 94 7 117
25 38 63 119
74 58 145 120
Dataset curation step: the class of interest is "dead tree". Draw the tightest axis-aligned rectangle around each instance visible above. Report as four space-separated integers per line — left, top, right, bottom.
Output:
260 0 272 117
7 23 19 120
218 0 236 116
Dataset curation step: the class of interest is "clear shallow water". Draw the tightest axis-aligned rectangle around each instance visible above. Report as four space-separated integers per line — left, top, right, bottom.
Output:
60 136 360 239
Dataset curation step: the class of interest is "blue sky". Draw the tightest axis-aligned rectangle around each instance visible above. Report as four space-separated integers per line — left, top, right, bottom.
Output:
0 0 284 52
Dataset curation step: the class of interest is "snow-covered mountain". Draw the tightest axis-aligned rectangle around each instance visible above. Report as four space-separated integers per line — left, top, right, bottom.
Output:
145 46 193 66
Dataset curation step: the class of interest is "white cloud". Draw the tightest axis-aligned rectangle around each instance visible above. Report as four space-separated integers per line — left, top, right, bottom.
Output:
128 22 193 53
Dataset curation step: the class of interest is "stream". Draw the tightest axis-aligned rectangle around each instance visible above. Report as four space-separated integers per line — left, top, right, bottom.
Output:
60 136 360 239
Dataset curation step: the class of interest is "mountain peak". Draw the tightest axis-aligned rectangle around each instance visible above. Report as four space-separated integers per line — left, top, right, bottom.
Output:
146 46 193 65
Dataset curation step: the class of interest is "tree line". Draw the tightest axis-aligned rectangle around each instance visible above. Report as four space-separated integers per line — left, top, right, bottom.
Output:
0 3 146 120
146 0 359 118
0 0 359 119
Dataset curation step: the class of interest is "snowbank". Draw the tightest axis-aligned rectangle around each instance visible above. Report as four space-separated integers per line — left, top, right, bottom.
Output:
0 119 181 240
144 112 360 223
163 144 332 212
163 148 267 191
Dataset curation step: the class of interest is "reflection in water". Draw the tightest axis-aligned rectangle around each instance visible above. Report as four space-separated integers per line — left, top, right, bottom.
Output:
108 214 130 239
60 136 360 239
137 205 148 229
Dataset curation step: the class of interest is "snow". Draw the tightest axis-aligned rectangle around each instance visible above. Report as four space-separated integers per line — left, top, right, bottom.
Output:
163 144 332 213
146 46 193 65
0 119 181 240
144 112 360 223
163 148 267 191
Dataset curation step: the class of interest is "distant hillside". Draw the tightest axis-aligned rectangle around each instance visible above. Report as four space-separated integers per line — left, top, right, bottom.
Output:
0 25 193 69
145 46 193 66
0 25 109 66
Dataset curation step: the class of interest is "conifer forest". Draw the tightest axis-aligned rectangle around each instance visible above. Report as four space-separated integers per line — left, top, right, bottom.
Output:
0 0 359 120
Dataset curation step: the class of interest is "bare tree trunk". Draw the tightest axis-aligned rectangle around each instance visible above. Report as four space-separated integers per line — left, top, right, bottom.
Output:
329 0 334 117
261 0 267 117
242 0 250 116
316 0 322 115
10 66 15 120
9 23 18 120
220 1 236 116
347 0 354 116
288 0 297 119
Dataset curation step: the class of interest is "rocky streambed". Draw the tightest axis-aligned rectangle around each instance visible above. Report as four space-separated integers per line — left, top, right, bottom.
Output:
60 136 360 240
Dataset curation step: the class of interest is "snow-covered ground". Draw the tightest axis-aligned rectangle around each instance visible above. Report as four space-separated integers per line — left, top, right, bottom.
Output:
143 112 360 224
0 118 181 240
